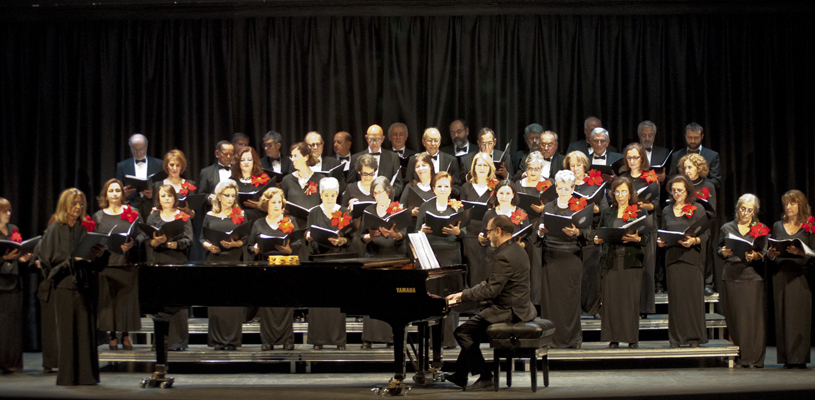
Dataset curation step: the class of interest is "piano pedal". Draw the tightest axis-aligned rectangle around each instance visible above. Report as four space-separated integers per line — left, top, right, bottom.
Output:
139 366 174 389
372 378 411 396
412 367 443 385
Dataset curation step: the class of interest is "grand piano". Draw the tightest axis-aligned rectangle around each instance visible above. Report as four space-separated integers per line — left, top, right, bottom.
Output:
138 256 471 394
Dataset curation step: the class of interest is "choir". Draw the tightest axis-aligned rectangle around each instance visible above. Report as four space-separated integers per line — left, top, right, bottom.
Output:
2 119 813 386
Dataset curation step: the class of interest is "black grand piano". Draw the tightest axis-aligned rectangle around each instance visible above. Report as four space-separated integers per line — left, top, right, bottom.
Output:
138 256 471 394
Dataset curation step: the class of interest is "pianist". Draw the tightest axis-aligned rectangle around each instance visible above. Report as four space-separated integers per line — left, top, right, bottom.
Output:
444 215 537 391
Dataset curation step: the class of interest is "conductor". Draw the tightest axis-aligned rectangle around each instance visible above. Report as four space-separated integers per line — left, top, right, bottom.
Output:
444 215 537 391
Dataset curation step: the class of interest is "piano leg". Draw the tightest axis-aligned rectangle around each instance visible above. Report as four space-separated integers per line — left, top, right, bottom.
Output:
139 318 174 389
411 322 429 384
431 320 443 369
373 323 411 396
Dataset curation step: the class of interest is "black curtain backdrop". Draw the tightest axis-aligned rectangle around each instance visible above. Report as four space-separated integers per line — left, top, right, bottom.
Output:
2 13 814 348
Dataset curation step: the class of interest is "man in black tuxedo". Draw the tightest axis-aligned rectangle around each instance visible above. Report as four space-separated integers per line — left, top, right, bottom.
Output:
668 122 722 189
260 130 293 177
514 130 565 181
459 128 514 182
387 122 417 160
333 131 353 174
305 131 342 172
405 128 462 198
232 132 250 155
513 123 542 172
444 215 537 391
347 124 404 198
115 133 163 217
567 116 618 156
588 127 623 168
198 140 235 198
440 119 477 158
638 120 672 180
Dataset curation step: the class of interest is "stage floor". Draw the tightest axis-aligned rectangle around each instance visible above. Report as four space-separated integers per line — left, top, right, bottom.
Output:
1 347 813 400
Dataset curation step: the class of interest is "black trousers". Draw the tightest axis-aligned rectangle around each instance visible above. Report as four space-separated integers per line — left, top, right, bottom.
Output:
452 314 494 382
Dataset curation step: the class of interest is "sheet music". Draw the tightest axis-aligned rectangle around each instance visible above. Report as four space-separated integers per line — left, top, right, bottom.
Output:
408 232 441 270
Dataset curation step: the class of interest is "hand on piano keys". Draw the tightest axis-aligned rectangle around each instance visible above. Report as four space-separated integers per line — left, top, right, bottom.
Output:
445 292 463 306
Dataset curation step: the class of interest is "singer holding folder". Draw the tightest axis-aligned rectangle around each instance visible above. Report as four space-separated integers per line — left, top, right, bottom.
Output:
461 152 496 288
152 150 197 219
766 190 814 369
231 147 271 223
399 153 436 232
248 188 298 351
0 198 31 374
593 177 648 348
657 175 708 348
36 188 106 385
717 194 767 368
515 151 553 305
92 179 143 352
281 142 325 226
538 170 587 348
201 180 247 350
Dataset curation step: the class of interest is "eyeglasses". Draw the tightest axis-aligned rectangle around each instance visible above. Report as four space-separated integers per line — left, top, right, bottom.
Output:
367 138 383 143
484 227 495 235
671 188 686 195
307 143 321 148
626 156 641 161
480 141 495 146
528 137 541 143
425 139 441 145
739 207 755 215
372 190 386 197
527 167 542 172
613 190 629 196
360 172 376 177
555 186 572 192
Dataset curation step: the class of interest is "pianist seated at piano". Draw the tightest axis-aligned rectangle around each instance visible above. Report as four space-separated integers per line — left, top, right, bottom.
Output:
248 187 299 351
417 171 464 349
201 180 247 351
304 177 349 349
444 215 537 391
146 184 193 351
359 176 405 349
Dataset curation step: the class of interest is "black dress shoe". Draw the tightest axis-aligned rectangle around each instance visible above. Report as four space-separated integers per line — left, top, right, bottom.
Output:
122 343 133 351
337 345 346 350
283 344 294 350
704 287 715 296
609 342 619 348
261 345 272 351
313 344 323 350
226 345 237 351
689 340 700 348
443 373 467 388
670 343 679 348
214 345 225 350
467 377 495 392
629 343 638 349
571 343 581 349
361 341 372 349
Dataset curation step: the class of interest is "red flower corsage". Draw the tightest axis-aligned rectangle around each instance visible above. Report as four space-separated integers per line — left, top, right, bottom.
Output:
174 211 192 222
331 211 352 230
81 216 96 232
229 207 245 225
510 208 528 225
681 204 697 219
386 202 403 215
802 216 815 234
278 216 294 234
305 181 319 196
568 197 587 212
120 205 139 223
251 173 271 187
536 180 552 193
9 228 22 243
748 222 770 238
696 186 710 201
642 169 659 185
448 200 463 211
584 170 603 186
487 179 500 196
178 181 197 197
622 204 640 222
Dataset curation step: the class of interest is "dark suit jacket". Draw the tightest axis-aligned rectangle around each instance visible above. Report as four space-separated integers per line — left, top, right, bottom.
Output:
668 147 722 189
440 141 477 158
566 140 618 156
198 163 230 196
115 156 163 204
405 152 462 198
514 152 566 181
346 149 405 198
260 155 293 177
459 150 514 182
391 147 418 160
462 239 537 323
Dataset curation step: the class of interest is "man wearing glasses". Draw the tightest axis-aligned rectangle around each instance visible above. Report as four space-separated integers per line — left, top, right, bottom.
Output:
441 119 478 158
405 127 462 197
567 116 619 156
459 127 514 181
514 130 565 181
347 124 404 198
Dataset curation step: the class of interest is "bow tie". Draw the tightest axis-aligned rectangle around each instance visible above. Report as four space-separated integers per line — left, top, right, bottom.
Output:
593 155 606 160
268 156 281 163
370 152 381 156
135 159 146 164
218 164 230 171
456 146 467 153
688 149 700 154
643 147 652 152
543 157 552 162
430 154 438 161
394 149 404 155
339 156 350 162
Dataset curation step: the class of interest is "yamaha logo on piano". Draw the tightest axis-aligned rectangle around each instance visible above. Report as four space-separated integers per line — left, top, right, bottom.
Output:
396 287 416 293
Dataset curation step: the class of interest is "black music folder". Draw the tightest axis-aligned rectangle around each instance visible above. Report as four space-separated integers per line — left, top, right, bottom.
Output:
637 182 660 203
611 157 627 176
139 218 186 241
406 185 435 210
72 229 113 259
517 192 544 217
424 210 470 236
595 214 652 243
512 223 535 240
256 229 306 255
361 209 412 232
651 149 674 170
309 225 342 246
543 207 595 240
286 202 317 221
349 201 377 219
657 216 710 247
768 237 815 258
493 142 511 169
0 235 41 255
106 219 140 254
178 193 208 211
461 200 489 223
203 222 253 250
238 180 274 204
315 163 346 182
725 233 768 261
262 168 285 184
124 173 157 192
574 182 606 205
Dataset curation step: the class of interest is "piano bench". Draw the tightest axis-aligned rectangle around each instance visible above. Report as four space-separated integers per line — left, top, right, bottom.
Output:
486 318 556 392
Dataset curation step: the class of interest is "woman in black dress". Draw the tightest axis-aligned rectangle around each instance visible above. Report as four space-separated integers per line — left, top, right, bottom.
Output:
657 175 708 348
767 189 813 369
679 153 718 297
343 154 378 256
0 197 32 373
231 146 272 223
305 177 349 349
146 184 194 351
400 153 436 234
201 180 247 350
36 188 105 385
619 143 659 316
93 179 142 351
461 152 496 287
515 151 554 306
359 176 406 348
249 187 299 351
478 181 531 264
565 150 608 317
152 149 197 218
539 170 587 348
417 171 466 348
718 194 767 368
594 177 648 348
281 142 325 257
